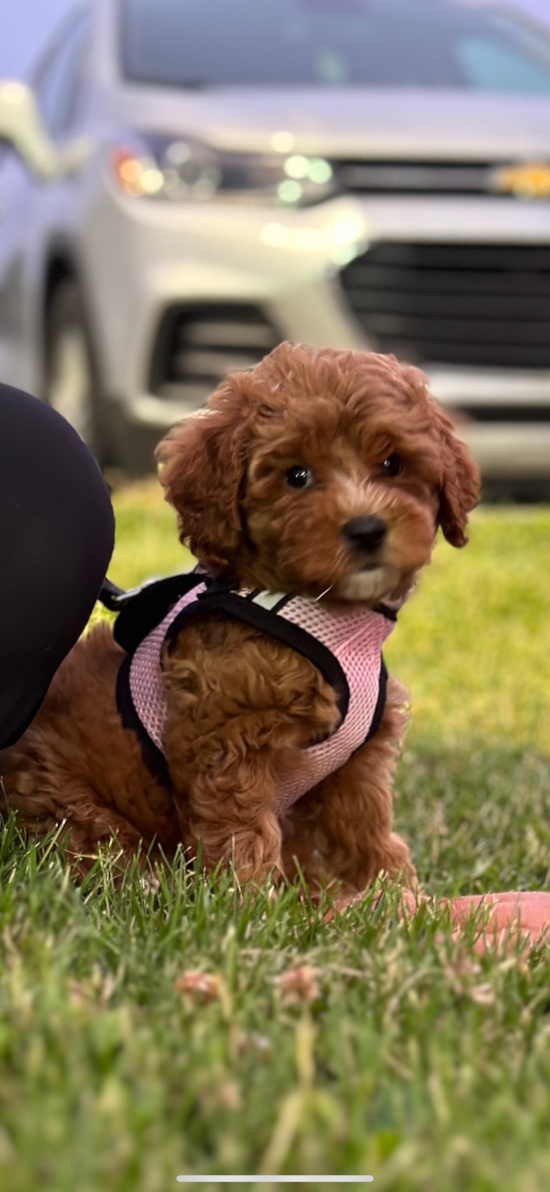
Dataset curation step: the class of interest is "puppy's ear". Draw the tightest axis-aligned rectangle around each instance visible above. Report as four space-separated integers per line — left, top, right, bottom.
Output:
155 379 252 569
434 405 481 547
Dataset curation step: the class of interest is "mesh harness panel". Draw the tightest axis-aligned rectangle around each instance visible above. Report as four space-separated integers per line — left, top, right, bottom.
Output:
110 570 395 813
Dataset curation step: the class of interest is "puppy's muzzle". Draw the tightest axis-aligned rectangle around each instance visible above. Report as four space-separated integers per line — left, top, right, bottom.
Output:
342 515 387 555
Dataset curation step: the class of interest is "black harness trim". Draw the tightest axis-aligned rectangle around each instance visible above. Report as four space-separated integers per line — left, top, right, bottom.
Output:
270 594 294 614
373 602 398 623
116 652 172 789
362 658 388 747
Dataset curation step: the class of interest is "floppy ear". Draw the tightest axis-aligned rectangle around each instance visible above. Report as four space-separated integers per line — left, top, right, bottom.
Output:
434 405 481 547
155 378 252 570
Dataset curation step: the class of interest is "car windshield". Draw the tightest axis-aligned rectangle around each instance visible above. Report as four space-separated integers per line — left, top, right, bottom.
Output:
120 0 550 93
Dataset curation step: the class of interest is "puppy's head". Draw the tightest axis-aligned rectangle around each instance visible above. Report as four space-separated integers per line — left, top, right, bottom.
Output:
157 343 480 604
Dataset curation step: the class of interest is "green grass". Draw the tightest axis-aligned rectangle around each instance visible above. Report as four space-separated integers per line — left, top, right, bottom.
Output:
3 482 550 1192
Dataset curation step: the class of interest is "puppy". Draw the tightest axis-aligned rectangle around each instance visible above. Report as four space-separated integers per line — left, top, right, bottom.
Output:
0 344 479 893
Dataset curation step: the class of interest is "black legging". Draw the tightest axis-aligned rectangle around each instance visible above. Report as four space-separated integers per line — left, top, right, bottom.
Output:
0 383 114 749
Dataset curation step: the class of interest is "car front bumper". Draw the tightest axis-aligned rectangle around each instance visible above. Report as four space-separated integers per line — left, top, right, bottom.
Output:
82 185 550 477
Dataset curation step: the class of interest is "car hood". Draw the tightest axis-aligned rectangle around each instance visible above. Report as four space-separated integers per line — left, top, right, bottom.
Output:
111 85 550 160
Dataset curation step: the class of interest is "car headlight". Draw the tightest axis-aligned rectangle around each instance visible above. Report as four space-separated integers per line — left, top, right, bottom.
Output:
109 134 337 207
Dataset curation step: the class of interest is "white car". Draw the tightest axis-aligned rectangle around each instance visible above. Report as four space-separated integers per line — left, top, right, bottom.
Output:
1 0 550 483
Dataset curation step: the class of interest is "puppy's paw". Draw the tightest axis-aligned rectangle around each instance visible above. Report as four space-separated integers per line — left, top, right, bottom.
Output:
380 832 417 882
233 833 283 885
202 815 283 885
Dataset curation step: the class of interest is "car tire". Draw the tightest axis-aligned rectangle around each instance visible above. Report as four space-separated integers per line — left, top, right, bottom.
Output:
45 279 112 467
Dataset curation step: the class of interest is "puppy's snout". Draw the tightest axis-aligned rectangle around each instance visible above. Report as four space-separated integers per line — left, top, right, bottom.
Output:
342 515 387 553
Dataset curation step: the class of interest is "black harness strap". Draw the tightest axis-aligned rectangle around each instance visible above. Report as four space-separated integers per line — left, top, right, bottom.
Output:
116 653 172 789
100 572 204 653
363 659 388 747
99 577 127 610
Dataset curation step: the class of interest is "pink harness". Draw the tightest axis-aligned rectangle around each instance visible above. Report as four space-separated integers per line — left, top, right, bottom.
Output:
115 572 394 815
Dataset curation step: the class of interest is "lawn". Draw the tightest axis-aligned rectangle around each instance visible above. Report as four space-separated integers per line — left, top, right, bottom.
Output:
2 482 550 1192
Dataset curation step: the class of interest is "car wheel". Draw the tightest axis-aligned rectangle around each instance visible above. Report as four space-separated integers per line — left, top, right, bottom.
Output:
45 280 111 466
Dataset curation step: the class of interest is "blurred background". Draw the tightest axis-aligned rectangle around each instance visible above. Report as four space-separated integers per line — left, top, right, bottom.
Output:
1 0 550 493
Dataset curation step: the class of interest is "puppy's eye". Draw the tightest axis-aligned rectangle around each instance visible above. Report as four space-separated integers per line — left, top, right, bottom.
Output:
381 453 403 477
285 465 314 489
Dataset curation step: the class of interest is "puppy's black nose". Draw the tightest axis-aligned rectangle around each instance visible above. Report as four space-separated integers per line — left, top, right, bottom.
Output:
343 515 387 553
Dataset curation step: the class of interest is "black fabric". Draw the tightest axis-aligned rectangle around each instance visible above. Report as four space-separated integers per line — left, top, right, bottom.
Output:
373 602 398 623
99 577 127 610
108 572 204 653
0 384 114 749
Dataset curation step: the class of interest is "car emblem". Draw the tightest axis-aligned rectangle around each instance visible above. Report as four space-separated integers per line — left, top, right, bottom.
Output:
489 161 550 199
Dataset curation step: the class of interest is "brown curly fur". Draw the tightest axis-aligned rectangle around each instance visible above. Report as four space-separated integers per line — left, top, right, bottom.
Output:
0 344 479 891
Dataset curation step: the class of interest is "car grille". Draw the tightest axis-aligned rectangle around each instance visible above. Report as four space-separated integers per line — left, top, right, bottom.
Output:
151 303 280 403
340 242 550 370
461 405 550 423
336 160 497 197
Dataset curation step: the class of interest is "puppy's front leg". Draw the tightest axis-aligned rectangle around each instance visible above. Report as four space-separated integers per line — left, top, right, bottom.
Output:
282 677 415 892
169 732 283 883
162 619 338 884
